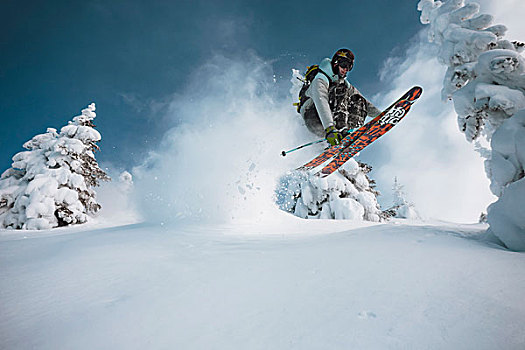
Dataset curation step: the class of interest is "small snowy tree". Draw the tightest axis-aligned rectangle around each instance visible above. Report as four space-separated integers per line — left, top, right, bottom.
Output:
0 103 110 230
418 0 525 250
385 177 421 220
276 159 383 221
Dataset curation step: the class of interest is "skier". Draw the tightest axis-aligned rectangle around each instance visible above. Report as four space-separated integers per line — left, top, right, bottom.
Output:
299 48 381 146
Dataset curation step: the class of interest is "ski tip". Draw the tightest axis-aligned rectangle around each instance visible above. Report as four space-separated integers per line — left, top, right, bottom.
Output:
281 151 287 157
405 86 423 101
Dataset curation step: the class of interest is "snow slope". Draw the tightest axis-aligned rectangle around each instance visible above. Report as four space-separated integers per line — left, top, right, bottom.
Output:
1 219 524 349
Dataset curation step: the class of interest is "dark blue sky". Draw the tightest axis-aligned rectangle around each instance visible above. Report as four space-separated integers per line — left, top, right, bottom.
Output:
1 0 424 172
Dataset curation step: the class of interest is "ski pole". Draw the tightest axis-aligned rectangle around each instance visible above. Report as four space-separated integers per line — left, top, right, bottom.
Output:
281 139 325 157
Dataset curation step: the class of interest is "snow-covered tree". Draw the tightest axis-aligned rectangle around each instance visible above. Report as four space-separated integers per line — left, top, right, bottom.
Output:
418 0 525 250
0 103 110 230
276 159 383 221
385 177 421 220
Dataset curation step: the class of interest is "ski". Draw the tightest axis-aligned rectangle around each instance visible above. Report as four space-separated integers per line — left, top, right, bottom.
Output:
318 86 422 177
296 122 368 171
297 86 422 171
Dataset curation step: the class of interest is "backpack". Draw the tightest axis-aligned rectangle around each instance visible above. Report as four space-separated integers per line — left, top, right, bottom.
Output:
294 65 331 113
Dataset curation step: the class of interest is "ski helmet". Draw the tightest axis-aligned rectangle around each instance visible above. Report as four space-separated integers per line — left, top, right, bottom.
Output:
331 48 354 76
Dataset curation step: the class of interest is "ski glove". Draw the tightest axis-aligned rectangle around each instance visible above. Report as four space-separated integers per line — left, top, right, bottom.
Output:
325 125 343 146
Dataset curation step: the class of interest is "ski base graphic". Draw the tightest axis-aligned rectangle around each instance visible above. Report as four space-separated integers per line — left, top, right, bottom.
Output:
297 86 422 172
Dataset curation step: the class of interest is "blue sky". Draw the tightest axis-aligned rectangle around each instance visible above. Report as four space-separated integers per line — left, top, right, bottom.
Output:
1 0 424 172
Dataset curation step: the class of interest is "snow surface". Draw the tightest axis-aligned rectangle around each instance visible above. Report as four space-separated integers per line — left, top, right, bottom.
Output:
1 219 525 349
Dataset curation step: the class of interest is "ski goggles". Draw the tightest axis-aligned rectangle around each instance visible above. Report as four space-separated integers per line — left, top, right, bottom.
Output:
338 59 353 70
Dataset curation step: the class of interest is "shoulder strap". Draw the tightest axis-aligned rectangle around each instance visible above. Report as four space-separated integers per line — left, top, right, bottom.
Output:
317 69 331 81
294 65 334 113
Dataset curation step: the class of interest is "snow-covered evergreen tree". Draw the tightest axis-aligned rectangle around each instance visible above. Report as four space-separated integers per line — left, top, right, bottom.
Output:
385 177 421 220
0 103 110 230
418 0 525 250
276 158 383 221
